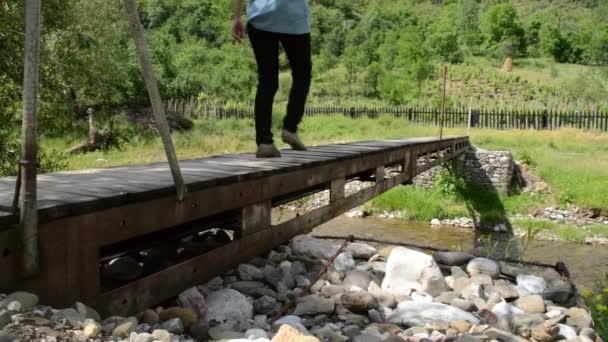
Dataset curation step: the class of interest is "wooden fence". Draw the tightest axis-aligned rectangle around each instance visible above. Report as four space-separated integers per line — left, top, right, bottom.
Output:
165 100 608 131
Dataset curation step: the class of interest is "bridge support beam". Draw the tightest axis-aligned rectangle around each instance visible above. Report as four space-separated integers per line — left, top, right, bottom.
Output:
241 201 271 236
330 179 345 203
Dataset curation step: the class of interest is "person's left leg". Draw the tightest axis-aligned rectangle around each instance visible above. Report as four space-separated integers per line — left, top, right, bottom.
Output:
280 32 312 145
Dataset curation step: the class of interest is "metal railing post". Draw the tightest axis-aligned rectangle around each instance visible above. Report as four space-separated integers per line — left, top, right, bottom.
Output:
123 0 186 201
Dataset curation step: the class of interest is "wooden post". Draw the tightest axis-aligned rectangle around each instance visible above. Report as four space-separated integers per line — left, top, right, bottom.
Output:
19 0 42 277
330 178 345 203
467 97 472 136
123 0 186 201
439 66 447 141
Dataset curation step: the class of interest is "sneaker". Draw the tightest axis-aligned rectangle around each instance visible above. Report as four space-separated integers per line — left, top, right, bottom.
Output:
281 130 307 151
256 144 281 158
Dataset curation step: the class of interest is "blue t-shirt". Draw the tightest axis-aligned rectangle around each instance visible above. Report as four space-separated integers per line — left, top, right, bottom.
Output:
247 0 311 35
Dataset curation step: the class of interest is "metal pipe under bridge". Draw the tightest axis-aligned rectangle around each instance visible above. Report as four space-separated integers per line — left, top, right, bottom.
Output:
0 136 470 316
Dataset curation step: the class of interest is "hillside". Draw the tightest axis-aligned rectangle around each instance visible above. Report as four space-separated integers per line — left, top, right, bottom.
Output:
0 0 607 139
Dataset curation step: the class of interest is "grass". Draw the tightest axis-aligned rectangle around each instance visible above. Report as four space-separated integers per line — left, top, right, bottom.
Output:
514 219 608 244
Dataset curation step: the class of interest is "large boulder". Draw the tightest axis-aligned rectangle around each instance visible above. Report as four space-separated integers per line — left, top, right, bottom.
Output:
291 235 340 260
387 302 480 326
381 247 449 297
206 289 253 329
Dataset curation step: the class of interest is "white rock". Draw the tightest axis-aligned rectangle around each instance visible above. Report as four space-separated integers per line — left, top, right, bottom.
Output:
206 289 253 330
6 302 21 312
558 324 577 340
291 235 340 259
431 219 441 226
411 292 433 303
381 247 449 297
516 275 546 295
467 258 500 278
388 302 480 326
491 301 525 317
245 328 268 340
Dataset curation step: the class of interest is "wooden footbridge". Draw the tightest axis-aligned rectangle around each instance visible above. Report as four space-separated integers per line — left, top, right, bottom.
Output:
0 136 469 316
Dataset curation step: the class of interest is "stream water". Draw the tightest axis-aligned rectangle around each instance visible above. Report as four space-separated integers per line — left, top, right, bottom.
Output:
312 215 608 291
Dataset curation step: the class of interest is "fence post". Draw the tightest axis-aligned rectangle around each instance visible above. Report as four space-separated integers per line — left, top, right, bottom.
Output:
542 108 548 129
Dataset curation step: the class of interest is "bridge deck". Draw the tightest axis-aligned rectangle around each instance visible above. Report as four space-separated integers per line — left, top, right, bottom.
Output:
0 136 469 316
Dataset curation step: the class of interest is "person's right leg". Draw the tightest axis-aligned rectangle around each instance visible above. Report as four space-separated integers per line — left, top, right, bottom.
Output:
279 32 312 151
249 24 280 153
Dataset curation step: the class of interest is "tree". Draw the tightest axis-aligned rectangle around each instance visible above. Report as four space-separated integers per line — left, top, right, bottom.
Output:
480 3 526 57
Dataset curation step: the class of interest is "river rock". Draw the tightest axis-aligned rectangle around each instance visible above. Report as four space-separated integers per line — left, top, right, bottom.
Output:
206 289 253 329
113 319 137 337
294 295 335 315
487 281 519 301
558 324 578 340
565 308 593 329
450 298 477 312
159 317 184 334
340 292 379 313
139 309 159 326
322 284 347 297
273 315 308 333
543 283 575 305
135 323 152 333
75 301 101 322
0 310 10 329
152 329 172 342
0 332 17 342
292 235 340 259
434 252 475 266
451 266 469 279
159 307 197 328
514 295 546 314
254 296 280 315
369 290 397 309
451 319 472 333
346 243 378 259
470 274 493 286
381 247 449 297
54 308 86 327
579 328 597 340
492 302 525 317
264 264 296 293
178 286 207 319
516 275 546 295
0 292 39 311
238 264 265 281
334 252 356 273
467 258 500 278
434 291 460 304
272 324 321 342
83 319 102 338
512 314 545 337
344 270 377 291
485 328 530 342
387 302 480 326
531 322 559 342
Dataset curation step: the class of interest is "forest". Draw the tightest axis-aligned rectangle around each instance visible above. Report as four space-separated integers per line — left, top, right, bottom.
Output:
1 0 608 142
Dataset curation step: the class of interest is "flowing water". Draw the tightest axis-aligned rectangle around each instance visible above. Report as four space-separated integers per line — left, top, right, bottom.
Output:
313 216 608 291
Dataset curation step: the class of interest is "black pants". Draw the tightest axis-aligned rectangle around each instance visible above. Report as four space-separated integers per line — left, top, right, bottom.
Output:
248 23 312 145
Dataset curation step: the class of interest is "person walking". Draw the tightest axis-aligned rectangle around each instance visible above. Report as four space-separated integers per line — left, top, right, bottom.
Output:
233 0 312 158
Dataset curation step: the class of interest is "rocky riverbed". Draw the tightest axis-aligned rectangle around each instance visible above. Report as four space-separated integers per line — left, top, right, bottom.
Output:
0 235 601 342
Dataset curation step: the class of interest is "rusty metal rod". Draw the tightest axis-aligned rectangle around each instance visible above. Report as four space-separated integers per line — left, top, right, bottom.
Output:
270 235 353 323
312 235 562 271
123 0 187 201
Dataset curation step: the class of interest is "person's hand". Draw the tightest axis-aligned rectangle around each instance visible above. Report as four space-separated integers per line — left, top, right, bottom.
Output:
232 18 244 43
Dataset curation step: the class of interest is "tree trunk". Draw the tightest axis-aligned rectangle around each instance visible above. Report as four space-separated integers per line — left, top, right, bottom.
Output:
20 0 42 277
123 0 186 201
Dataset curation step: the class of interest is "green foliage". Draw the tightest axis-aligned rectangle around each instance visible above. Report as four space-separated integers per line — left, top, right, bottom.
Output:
517 219 548 261
559 191 575 209
583 277 608 340
517 150 535 166
434 167 466 199
480 3 526 57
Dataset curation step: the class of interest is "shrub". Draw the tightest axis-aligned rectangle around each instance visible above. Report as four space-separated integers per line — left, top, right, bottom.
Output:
517 150 536 166
583 275 608 340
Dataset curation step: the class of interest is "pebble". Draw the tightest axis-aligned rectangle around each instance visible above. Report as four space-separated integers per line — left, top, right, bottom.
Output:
340 292 379 313
0 310 10 329
159 307 197 328
159 317 184 334
113 320 137 337
152 329 172 342
516 275 546 295
514 295 546 314
83 319 102 338
139 309 160 325
466 258 500 278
